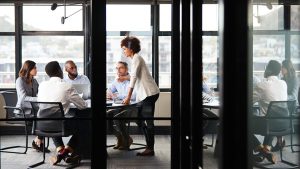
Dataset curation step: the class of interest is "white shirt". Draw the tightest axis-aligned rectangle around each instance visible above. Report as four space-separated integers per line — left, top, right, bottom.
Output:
129 53 160 102
253 76 287 116
38 77 87 114
64 74 91 85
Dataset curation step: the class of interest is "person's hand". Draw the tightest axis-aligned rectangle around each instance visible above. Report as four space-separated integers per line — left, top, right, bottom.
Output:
116 75 130 82
122 97 130 105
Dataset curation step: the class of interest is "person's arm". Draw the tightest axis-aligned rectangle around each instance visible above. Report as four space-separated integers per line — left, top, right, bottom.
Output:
16 78 36 108
122 87 133 105
68 87 87 110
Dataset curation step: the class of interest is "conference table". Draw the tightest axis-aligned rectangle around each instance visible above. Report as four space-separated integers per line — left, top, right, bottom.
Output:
71 99 141 158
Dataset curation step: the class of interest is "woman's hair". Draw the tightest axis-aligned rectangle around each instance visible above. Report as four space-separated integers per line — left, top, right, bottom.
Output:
19 60 36 84
282 59 296 78
45 61 63 79
264 60 281 78
120 36 141 54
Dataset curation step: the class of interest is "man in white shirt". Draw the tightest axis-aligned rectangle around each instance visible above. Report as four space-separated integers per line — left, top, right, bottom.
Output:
38 61 88 165
252 60 287 164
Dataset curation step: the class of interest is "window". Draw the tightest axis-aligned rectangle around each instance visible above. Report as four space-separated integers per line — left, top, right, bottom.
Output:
106 5 152 87
0 5 14 32
22 36 84 83
23 5 83 31
253 5 284 30
0 36 15 88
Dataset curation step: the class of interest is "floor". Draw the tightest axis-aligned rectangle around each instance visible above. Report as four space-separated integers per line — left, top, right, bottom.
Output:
0 135 299 169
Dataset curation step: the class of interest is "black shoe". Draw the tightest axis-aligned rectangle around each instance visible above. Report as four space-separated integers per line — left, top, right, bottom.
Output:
64 154 81 164
272 139 285 152
253 154 265 163
32 141 50 153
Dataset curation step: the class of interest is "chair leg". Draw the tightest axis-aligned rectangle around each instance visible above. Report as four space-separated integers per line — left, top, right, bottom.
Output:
0 124 28 154
28 137 46 168
290 132 300 153
280 148 299 169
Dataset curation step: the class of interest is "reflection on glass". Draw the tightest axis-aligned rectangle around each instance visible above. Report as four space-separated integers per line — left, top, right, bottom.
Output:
106 5 151 31
0 5 14 32
159 4 171 31
253 35 285 78
23 5 83 31
0 36 15 88
159 36 171 88
290 35 300 79
22 36 84 83
203 36 218 88
253 5 283 30
106 36 152 87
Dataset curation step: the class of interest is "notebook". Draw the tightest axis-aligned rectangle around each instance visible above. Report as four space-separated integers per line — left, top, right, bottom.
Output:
72 84 90 100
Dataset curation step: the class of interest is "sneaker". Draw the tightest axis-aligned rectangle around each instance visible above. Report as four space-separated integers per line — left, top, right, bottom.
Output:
32 140 50 153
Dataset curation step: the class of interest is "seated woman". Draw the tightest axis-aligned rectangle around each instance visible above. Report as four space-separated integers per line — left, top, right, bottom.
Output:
15 60 50 153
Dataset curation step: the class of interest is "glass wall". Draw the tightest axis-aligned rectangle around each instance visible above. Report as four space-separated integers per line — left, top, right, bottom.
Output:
249 1 300 168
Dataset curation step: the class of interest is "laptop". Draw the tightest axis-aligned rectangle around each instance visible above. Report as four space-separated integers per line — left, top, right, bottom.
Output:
72 84 90 100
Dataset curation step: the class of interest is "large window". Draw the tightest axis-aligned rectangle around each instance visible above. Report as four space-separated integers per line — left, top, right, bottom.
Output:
22 36 84 83
0 4 85 89
106 5 152 87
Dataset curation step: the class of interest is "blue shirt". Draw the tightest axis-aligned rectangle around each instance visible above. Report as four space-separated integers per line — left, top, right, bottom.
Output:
108 79 136 101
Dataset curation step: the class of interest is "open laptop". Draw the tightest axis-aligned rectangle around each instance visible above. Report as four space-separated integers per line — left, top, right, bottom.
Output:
72 84 90 100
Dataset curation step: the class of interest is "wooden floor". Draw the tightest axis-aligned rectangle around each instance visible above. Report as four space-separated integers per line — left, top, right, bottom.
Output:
0 135 299 169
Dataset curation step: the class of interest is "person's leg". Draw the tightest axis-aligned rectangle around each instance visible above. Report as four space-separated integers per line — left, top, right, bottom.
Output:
50 137 67 165
137 94 159 156
32 136 50 153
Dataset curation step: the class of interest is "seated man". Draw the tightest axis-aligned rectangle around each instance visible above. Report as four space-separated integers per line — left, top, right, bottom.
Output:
38 61 88 165
252 60 287 164
107 61 137 150
64 60 91 99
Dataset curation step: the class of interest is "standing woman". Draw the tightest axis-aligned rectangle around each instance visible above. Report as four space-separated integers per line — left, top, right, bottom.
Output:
15 60 50 153
272 59 299 151
121 36 160 156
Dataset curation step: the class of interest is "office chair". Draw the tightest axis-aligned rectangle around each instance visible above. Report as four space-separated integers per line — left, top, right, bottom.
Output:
28 101 79 169
253 100 298 169
0 91 29 154
202 108 219 148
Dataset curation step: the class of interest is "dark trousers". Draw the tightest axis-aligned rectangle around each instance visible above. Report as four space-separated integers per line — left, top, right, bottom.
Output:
137 93 159 150
52 134 78 151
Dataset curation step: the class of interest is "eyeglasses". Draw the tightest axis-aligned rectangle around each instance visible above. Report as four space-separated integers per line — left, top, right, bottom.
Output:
68 66 77 70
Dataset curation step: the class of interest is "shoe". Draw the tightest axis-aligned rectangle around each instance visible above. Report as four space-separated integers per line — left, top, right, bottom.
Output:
258 147 276 164
136 148 155 156
32 141 50 153
64 154 81 164
118 136 133 150
272 138 285 152
113 135 123 149
50 148 69 165
253 154 265 163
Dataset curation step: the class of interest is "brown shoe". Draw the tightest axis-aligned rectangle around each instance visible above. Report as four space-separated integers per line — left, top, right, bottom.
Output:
136 148 155 156
118 136 133 150
258 147 276 164
113 135 123 149
49 148 69 165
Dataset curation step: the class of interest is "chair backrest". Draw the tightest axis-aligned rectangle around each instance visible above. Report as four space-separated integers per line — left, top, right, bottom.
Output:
30 101 70 136
266 100 296 133
0 91 18 119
